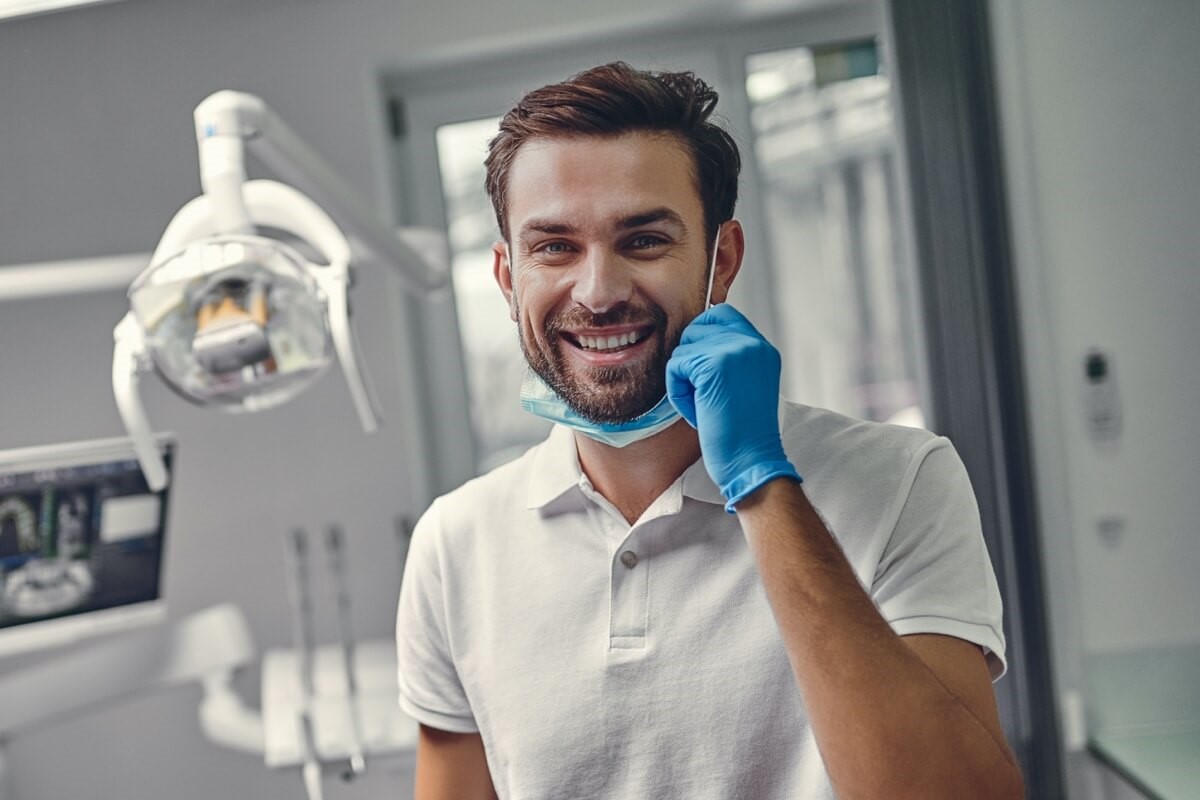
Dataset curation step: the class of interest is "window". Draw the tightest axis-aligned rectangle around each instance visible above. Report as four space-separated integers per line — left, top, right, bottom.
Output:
434 118 550 471
745 42 925 427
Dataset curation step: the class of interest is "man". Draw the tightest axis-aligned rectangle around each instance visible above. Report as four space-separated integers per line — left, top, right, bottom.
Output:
396 62 1023 799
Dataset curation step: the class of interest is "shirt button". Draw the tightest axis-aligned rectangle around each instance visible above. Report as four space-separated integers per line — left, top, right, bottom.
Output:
620 550 639 569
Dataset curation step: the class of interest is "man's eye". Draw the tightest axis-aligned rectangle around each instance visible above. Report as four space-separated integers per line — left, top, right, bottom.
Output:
538 241 572 256
629 234 667 250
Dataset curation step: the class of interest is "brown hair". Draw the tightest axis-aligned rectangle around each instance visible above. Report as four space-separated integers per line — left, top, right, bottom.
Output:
484 61 741 245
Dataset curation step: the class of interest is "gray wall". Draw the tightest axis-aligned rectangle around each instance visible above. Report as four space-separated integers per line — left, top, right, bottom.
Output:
990 0 1200 796
0 0 840 798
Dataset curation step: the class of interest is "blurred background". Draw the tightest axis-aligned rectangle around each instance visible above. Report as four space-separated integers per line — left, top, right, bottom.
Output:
0 0 1196 797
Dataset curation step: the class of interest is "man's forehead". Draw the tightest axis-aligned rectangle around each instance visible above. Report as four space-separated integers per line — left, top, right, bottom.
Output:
505 133 703 234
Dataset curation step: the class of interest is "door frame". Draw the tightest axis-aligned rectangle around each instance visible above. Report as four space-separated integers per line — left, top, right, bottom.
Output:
887 1 1064 795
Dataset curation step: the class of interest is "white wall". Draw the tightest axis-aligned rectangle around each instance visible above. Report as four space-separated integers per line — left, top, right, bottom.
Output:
990 0 1200 794
0 0 841 798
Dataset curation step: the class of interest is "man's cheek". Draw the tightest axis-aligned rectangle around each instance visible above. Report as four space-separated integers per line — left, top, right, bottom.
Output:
520 315 552 359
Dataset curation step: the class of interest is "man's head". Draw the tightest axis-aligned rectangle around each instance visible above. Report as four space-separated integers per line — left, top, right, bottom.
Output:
488 62 745 426
485 62 742 247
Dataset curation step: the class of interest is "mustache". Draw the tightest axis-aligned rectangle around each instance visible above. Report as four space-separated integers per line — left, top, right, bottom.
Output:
545 303 666 336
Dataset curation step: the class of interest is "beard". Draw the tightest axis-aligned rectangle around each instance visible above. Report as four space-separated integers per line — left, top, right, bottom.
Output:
517 300 685 425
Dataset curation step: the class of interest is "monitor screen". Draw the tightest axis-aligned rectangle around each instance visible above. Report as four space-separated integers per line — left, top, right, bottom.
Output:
0 435 173 658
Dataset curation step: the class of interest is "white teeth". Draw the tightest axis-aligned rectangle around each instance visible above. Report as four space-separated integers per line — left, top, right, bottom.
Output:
574 331 644 351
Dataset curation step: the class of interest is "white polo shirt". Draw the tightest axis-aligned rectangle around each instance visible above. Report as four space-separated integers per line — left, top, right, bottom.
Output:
396 401 1006 799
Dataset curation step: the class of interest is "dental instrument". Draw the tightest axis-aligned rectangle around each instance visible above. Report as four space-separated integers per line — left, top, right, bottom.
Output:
324 524 366 780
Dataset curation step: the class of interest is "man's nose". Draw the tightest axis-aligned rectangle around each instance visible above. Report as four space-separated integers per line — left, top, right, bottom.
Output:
570 247 634 313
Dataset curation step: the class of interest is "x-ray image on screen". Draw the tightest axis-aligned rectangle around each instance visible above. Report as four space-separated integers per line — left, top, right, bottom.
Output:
0 436 173 655
0 494 42 561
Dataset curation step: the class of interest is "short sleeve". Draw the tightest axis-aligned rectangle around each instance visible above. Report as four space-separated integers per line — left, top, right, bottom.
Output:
871 439 1008 680
395 499 479 732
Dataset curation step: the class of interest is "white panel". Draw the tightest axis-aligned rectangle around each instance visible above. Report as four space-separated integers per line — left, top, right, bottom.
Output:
99 494 160 542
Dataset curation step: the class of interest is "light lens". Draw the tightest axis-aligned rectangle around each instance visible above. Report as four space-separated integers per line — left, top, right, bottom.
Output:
129 235 333 411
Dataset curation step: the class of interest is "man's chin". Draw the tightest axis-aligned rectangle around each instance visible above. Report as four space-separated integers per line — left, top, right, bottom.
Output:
540 351 667 421
561 387 664 425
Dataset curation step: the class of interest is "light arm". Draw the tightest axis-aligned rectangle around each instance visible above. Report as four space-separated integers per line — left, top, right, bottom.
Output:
193 91 447 295
112 313 168 491
313 262 380 433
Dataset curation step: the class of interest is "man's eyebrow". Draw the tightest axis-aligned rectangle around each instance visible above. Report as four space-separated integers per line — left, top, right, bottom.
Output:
617 208 686 229
519 219 578 237
517 208 687 238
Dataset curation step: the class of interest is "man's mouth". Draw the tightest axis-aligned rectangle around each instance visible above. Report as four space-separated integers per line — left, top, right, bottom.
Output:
561 326 653 355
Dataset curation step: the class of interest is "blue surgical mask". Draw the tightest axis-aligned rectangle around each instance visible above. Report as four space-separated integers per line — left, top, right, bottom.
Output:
518 228 722 448
519 369 683 448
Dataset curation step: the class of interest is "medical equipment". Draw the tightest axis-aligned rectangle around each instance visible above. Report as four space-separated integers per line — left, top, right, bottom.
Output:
272 524 413 800
0 517 416 800
113 90 448 491
284 528 324 800
0 435 174 658
323 525 366 779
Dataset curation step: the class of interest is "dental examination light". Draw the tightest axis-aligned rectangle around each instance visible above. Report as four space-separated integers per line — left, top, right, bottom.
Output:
113 91 447 490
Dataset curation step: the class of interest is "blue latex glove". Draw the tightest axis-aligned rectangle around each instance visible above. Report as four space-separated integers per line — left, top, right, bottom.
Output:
666 304 802 513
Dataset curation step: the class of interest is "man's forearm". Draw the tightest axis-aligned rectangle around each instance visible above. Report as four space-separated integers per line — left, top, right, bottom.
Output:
735 478 1022 800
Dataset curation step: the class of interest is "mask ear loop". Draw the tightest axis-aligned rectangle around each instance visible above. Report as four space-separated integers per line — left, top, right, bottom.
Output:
704 226 721 310
633 225 723 421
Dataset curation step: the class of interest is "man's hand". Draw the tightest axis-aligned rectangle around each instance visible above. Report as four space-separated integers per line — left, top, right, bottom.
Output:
666 303 802 511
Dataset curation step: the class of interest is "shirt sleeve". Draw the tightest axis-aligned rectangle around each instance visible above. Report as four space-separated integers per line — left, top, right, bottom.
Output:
395 498 479 732
871 437 1008 681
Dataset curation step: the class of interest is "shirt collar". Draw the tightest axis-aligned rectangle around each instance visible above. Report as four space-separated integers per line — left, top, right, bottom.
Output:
525 425 586 509
681 458 725 505
526 424 726 509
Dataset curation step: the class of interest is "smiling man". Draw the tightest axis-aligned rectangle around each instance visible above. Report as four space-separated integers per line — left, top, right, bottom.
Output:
396 62 1024 800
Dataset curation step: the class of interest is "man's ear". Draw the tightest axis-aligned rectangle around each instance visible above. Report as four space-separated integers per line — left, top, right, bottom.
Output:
492 240 517 322
709 220 746 305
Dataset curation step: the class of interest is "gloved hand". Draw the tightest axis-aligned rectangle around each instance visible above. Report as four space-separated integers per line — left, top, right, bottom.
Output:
666 303 802 513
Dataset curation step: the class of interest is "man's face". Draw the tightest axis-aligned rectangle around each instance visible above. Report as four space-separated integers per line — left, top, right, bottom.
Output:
494 133 713 424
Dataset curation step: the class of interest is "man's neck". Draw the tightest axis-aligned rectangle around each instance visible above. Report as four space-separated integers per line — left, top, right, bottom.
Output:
573 419 702 526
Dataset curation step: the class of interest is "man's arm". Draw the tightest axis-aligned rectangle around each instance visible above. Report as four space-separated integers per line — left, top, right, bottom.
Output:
666 304 1022 799
736 478 1023 800
414 725 497 800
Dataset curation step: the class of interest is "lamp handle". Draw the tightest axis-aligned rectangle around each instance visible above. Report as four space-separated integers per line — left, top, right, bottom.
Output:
112 313 169 491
